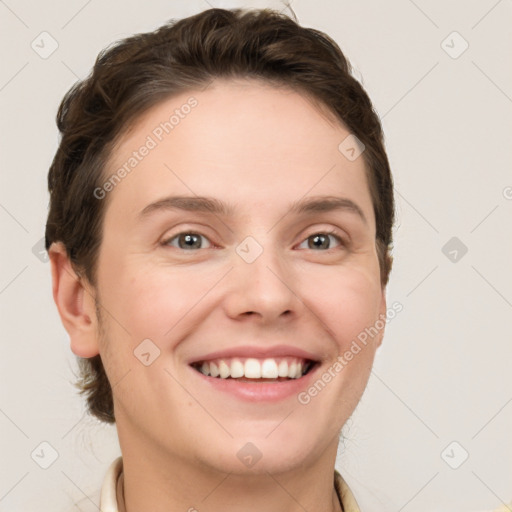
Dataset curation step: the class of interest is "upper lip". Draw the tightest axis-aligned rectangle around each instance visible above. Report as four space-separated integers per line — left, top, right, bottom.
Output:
188 345 322 365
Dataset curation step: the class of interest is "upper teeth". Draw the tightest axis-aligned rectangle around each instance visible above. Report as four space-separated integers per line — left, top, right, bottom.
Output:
194 357 310 379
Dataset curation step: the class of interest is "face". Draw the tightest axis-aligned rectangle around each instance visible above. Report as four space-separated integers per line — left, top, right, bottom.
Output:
88 79 386 475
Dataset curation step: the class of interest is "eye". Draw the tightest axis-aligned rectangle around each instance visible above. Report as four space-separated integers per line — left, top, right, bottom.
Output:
162 232 212 250
296 230 345 251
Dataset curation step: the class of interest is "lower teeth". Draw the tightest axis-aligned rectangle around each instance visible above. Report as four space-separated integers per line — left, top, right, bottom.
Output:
232 377 290 382
207 376 299 382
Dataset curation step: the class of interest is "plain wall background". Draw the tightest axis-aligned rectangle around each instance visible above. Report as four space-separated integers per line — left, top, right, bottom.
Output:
1 0 511 510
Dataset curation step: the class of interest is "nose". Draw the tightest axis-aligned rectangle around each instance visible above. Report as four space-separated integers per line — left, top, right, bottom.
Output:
222 237 299 324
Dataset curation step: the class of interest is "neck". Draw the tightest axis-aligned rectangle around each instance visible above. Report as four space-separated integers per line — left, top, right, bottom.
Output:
117 426 343 512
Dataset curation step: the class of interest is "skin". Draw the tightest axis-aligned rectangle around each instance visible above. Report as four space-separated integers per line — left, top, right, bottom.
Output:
50 79 387 512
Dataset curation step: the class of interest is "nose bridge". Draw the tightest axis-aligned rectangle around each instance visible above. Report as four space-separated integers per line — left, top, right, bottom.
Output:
226 233 297 320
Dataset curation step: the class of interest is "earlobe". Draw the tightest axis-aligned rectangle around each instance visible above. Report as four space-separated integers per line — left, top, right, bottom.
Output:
49 242 100 358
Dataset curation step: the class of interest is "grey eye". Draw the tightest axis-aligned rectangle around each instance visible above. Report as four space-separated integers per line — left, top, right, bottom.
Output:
297 233 342 251
165 232 212 250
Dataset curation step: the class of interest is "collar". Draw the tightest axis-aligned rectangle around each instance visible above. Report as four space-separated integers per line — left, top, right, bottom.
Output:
100 456 361 511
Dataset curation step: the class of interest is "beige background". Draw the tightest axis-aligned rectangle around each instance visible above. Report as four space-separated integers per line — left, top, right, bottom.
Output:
0 0 511 510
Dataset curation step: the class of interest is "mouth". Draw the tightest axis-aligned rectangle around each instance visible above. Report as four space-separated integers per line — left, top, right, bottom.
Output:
190 356 318 382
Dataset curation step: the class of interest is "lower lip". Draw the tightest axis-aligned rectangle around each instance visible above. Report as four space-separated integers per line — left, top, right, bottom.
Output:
189 364 320 402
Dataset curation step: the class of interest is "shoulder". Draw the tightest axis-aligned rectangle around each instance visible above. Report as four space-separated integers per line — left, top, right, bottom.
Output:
333 471 512 512
486 504 512 512
99 456 123 512
334 469 361 512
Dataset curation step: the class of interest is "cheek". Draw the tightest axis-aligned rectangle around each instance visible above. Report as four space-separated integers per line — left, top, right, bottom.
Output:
103 262 221 342
302 264 383 348
98 243 382 357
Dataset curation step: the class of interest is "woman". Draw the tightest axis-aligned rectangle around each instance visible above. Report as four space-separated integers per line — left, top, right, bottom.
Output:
47 7 395 511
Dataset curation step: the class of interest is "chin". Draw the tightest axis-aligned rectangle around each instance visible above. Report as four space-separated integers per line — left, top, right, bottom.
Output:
199 429 324 476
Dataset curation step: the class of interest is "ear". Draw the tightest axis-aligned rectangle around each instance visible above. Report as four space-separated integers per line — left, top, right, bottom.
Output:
376 286 387 349
49 242 100 358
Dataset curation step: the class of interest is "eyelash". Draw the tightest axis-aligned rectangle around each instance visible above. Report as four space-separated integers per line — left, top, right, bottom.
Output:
161 229 347 252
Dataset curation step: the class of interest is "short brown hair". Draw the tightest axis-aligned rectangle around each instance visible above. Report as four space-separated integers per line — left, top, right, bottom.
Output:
46 7 395 424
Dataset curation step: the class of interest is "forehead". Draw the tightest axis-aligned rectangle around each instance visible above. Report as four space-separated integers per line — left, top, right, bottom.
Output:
103 79 374 228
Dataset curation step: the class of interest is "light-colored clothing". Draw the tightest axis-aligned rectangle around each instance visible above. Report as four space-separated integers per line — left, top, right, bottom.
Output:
99 456 361 511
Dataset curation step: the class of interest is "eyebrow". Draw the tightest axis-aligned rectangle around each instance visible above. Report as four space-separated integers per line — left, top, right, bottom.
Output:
139 195 368 225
